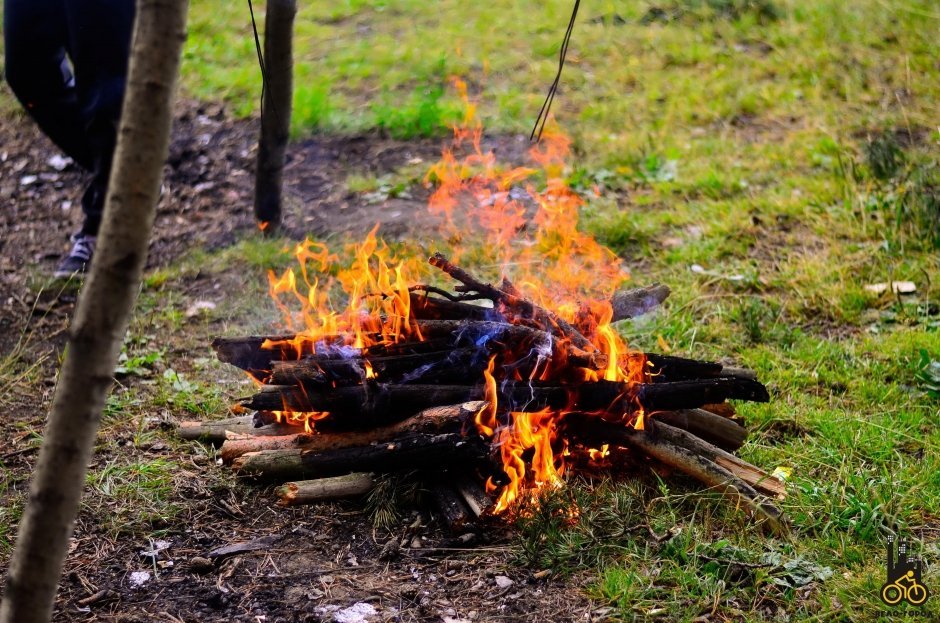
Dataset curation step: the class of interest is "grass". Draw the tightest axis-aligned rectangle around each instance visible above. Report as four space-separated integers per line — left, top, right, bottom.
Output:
1 0 939 619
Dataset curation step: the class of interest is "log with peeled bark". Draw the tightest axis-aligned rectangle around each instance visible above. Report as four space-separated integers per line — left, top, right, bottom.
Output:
240 377 768 419
177 415 305 444
654 409 748 453
650 420 785 498
276 473 375 506
567 415 786 535
219 402 483 463
232 432 490 480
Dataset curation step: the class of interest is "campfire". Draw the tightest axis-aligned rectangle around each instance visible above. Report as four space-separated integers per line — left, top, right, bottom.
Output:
179 97 786 534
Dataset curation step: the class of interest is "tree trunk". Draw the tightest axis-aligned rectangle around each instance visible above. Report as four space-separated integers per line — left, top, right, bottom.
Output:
253 0 296 230
0 2 188 621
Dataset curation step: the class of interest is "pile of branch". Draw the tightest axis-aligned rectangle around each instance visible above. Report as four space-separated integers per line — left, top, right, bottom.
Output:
180 254 787 535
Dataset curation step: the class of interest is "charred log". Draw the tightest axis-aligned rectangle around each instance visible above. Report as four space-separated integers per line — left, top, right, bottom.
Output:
232 432 490 481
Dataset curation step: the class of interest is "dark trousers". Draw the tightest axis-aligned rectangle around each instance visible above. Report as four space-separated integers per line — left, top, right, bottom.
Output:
3 0 136 236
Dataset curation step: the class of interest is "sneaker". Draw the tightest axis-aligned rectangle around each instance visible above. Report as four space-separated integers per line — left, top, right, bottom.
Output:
53 233 96 279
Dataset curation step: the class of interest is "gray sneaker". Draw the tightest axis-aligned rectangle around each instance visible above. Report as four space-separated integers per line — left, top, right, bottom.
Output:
54 233 96 279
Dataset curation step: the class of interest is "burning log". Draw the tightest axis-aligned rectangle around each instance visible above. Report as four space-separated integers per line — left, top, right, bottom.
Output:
214 319 608 377
196 251 783 533
275 473 375 506
241 377 768 419
219 402 482 463
429 252 597 352
232 432 490 481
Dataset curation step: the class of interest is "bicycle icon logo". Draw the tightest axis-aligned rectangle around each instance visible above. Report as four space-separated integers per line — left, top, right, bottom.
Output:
881 534 930 607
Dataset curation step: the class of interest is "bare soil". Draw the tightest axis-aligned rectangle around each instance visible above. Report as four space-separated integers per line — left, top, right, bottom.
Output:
0 102 600 622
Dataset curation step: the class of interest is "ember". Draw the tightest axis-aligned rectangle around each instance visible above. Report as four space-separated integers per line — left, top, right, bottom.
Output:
181 100 786 534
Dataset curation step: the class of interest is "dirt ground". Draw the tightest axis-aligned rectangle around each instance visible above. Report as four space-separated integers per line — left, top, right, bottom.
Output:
0 103 601 622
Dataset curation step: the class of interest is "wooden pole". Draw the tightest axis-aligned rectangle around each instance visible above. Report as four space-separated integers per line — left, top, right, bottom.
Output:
253 0 296 231
0 1 189 620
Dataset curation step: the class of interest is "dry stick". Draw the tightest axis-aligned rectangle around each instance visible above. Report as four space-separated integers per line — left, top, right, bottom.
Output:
429 252 596 351
219 402 483 464
570 416 786 535
276 473 375 506
232 432 490 481
177 415 305 444
0 2 190 621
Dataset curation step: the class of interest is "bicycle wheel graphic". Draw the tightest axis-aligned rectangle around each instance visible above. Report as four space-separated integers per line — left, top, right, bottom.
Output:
881 583 903 605
907 583 929 605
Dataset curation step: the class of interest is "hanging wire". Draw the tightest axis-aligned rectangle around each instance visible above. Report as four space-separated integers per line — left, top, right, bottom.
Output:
247 0 280 125
530 0 581 142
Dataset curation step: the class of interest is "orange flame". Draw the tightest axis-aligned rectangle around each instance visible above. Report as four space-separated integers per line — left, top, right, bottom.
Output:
259 82 649 512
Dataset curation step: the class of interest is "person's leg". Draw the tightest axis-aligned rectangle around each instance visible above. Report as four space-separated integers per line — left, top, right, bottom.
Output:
2 0 94 169
64 0 137 237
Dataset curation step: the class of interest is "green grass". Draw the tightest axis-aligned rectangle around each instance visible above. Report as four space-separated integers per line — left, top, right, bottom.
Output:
1 0 938 619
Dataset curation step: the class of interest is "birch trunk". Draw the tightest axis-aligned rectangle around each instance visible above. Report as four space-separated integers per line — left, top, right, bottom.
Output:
0 1 189 621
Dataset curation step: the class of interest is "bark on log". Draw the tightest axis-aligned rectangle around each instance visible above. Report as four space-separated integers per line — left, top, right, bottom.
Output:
232 432 490 480
651 421 784 498
276 473 375 506
610 284 671 321
568 416 786 535
253 0 296 229
219 402 482 463
220 433 312 463
177 415 305 444
654 409 747 452
0 2 189 621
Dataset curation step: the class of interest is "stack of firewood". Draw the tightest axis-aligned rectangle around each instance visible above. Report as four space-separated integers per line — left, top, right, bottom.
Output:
179 254 787 534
